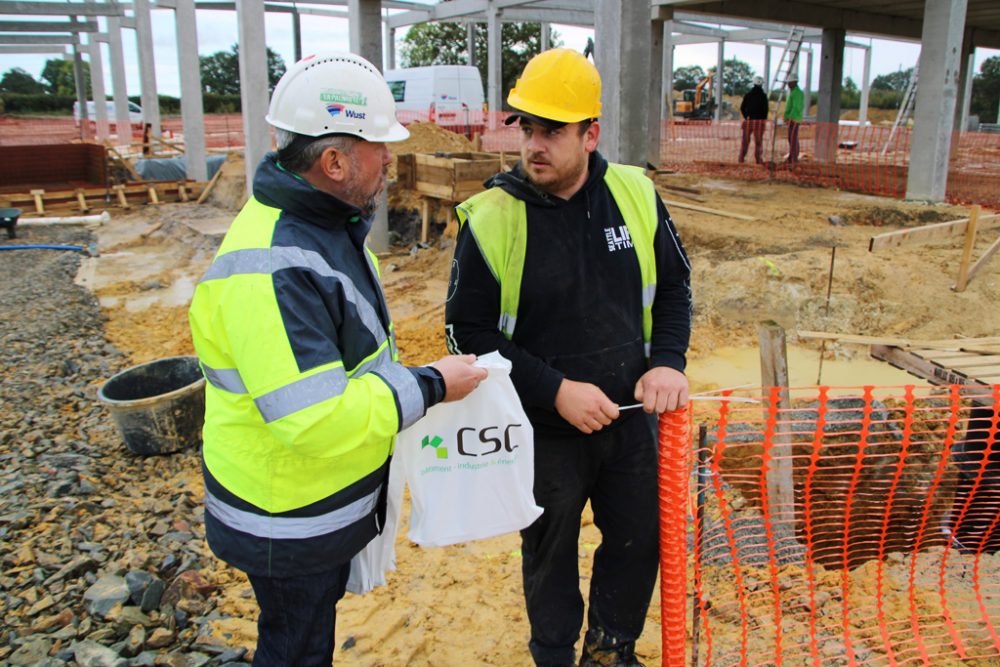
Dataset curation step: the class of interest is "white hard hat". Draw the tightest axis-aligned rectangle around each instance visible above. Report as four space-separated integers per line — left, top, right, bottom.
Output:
786 73 799 83
753 76 764 86
266 52 409 142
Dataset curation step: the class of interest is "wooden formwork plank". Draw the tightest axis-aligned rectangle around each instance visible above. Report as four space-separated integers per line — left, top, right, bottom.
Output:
868 212 1000 252
954 205 981 292
75 189 90 213
870 344 997 407
30 189 45 214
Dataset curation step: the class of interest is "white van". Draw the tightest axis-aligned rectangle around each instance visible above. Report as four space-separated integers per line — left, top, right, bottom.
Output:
384 65 485 136
74 100 143 127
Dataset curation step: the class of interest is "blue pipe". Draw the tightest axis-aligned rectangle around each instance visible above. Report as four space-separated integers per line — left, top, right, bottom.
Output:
0 244 88 253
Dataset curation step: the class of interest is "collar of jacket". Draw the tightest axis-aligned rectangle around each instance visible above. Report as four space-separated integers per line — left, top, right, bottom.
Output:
251 152 371 243
485 150 609 208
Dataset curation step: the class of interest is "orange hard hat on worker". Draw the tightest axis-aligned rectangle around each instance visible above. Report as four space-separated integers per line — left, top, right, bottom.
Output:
505 48 602 128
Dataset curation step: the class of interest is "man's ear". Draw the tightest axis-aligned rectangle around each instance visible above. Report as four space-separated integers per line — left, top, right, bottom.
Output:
318 146 349 184
584 121 600 152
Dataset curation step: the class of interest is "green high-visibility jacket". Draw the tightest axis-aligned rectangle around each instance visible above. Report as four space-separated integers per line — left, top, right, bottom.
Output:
784 86 804 122
189 155 443 576
456 162 659 352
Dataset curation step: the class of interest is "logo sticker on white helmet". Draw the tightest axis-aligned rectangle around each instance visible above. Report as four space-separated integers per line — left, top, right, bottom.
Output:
320 89 368 106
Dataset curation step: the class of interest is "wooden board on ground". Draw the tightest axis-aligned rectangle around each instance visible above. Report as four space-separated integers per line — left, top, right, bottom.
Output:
797 330 1000 355
661 198 756 221
0 181 207 215
870 343 1000 406
868 212 1000 252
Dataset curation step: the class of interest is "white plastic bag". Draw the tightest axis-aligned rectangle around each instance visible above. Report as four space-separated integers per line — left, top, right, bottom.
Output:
397 351 542 547
346 452 405 594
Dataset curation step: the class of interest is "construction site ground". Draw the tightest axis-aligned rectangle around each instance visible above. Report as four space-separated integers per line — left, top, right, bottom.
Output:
3 123 999 666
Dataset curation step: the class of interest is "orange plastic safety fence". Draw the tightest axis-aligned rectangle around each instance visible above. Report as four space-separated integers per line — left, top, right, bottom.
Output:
659 120 1000 208
662 384 1000 667
659 406 692 667
4 115 997 208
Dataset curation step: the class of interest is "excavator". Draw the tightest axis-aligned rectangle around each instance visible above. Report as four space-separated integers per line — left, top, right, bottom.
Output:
671 73 717 121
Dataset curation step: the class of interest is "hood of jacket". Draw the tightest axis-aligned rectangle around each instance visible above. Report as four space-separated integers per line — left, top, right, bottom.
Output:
484 150 609 208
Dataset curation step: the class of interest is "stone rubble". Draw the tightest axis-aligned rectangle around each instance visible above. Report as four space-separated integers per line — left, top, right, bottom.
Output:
0 226 250 666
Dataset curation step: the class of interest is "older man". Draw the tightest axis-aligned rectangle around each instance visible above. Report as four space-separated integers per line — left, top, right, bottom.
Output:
189 52 486 666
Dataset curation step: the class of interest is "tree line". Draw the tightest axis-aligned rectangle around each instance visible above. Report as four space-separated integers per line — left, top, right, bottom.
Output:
0 44 285 115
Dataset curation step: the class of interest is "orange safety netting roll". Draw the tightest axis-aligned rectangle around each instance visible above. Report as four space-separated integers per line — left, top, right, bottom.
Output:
659 405 692 667
662 384 1000 667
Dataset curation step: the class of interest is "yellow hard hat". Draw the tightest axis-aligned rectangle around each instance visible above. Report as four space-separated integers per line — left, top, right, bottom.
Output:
507 48 602 123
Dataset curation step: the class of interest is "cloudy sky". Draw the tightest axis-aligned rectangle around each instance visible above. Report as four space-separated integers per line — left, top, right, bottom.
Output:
2 4 998 99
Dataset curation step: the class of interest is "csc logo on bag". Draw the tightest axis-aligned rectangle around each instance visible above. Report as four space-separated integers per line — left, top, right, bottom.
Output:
421 424 523 460
458 424 522 457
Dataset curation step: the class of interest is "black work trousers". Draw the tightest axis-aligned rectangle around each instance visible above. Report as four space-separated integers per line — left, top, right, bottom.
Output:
522 413 660 667
247 560 351 666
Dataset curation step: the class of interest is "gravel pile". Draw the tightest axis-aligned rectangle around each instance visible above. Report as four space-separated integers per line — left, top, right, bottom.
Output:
0 226 247 667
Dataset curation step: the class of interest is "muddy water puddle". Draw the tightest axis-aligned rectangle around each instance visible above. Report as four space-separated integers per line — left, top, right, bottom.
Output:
689 343 929 394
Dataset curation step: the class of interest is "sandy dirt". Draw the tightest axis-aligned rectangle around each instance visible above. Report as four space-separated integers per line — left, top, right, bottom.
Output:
83 144 1000 665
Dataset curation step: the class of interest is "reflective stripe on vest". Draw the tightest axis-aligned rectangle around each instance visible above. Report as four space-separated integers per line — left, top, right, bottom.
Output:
204 483 380 539
456 163 659 352
197 245 423 428
200 341 422 429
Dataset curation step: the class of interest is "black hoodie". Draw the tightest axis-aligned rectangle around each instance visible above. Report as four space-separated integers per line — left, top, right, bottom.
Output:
445 151 692 438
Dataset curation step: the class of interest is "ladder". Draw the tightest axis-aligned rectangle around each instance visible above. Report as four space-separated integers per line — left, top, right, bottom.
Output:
768 26 806 163
881 59 919 155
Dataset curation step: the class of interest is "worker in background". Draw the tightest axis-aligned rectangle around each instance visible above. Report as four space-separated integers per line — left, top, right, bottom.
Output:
783 72 804 165
188 52 486 666
739 76 769 164
445 48 692 667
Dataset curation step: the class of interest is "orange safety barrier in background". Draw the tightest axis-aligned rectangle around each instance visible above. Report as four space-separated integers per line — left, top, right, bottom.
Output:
2 113 997 208
658 384 1000 667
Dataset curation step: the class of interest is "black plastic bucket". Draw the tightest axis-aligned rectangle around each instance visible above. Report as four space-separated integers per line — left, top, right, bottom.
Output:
98 356 206 456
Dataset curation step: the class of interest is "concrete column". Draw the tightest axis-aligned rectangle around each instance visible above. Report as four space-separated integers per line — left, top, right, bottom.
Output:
764 44 771 90
815 28 845 163
715 39 724 121
595 0 650 166
176 0 207 181
72 42 90 141
348 0 388 253
859 45 871 127
661 21 674 120
906 0 968 202
106 16 131 144
134 0 161 141
486 2 501 125
237 0 268 190
540 22 549 52
648 18 664 167
955 34 975 131
466 22 475 67
292 11 302 63
348 0 381 66
384 24 395 69
804 49 813 117
84 16 109 141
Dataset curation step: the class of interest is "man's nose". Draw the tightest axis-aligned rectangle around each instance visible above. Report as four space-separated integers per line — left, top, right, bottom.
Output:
525 133 545 153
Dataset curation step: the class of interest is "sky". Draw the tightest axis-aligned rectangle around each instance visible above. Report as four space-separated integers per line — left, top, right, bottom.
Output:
1 7 998 99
